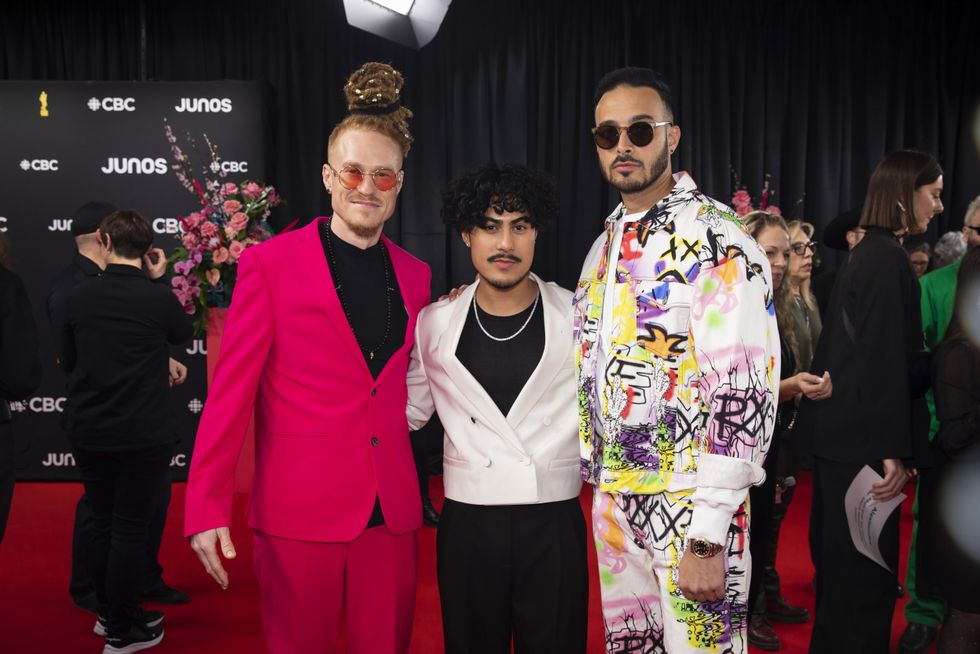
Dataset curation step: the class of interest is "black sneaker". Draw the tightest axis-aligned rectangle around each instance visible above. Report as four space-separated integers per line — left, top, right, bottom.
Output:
94 609 164 637
103 623 163 654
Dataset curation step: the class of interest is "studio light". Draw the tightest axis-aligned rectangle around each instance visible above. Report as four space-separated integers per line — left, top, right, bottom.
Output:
342 0 452 50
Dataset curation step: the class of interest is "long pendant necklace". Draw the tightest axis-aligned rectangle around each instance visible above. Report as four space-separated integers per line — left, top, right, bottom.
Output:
472 291 540 342
323 223 393 360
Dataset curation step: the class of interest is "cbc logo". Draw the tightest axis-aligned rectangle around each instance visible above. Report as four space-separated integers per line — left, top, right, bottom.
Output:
16 397 67 413
188 398 204 414
87 97 136 112
19 159 59 171
210 161 249 174
175 97 233 113
153 218 181 234
101 157 168 175
170 454 187 468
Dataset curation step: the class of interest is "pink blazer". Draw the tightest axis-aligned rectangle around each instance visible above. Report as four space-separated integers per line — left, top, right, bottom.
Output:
184 217 431 542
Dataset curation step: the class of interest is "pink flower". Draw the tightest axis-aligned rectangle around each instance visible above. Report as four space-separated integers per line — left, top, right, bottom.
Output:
224 226 239 240
181 233 199 249
768 205 782 216
173 260 194 276
735 204 751 217
241 182 262 199
171 276 189 291
200 221 219 239
228 240 246 261
731 189 752 210
222 182 239 196
183 212 204 230
183 302 196 315
229 212 249 232
222 199 242 214
212 247 229 264
267 189 280 206
206 268 220 286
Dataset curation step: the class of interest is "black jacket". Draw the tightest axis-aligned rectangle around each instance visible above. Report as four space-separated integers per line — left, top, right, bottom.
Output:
797 228 932 467
0 266 42 420
61 264 193 450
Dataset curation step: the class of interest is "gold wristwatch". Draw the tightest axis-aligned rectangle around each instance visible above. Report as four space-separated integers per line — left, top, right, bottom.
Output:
689 538 724 559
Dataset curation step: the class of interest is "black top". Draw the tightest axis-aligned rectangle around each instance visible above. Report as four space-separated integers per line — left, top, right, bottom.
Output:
47 252 102 350
455 294 545 416
61 264 193 451
0 266 41 420
797 228 931 466
775 338 797 433
319 220 407 529
932 339 980 459
319 221 406 379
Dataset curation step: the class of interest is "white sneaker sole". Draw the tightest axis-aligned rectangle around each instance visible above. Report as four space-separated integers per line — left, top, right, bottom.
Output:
102 629 163 654
94 615 164 637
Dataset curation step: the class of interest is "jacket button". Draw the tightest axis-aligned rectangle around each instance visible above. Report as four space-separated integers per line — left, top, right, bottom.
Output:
483 458 492 467
371 436 379 447
542 416 552 426
371 389 377 397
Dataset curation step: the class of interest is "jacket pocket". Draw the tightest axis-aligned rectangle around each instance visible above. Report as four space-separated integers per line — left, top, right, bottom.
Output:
548 456 580 471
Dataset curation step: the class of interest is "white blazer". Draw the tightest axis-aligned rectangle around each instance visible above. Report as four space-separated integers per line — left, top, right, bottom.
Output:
407 273 582 505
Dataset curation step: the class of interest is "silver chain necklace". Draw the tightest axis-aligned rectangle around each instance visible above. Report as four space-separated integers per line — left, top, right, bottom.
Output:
472 292 540 342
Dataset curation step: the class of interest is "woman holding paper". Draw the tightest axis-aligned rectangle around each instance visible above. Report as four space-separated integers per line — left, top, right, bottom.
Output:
799 150 942 653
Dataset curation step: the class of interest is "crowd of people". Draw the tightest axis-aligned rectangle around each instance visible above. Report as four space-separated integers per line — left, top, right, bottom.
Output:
0 61 977 654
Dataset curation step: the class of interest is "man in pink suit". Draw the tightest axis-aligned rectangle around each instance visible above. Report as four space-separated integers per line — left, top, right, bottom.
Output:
184 62 431 654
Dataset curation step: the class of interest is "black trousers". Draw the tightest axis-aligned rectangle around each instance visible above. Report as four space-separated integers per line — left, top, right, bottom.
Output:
73 444 173 635
0 422 13 545
748 430 782 614
809 457 900 654
437 497 589 654
69 460 172 601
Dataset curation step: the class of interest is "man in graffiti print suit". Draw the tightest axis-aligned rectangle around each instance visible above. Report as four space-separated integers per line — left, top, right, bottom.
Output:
576 68 779 652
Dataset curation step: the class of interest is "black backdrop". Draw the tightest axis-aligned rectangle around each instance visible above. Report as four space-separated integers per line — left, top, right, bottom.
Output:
3 0 979 291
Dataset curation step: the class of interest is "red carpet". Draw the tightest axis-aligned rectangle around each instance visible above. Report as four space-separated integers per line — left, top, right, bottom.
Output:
0 474 932 653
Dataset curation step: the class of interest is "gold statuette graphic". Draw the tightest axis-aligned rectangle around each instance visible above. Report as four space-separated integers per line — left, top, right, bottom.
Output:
39 91 49 117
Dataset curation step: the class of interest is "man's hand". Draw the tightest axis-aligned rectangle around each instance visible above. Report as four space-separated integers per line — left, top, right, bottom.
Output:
677 549 726 602
438 284 469 302
144 247 168 280
189 526 236 589
798 371 832 401
871 458 908 502
168 358 187 387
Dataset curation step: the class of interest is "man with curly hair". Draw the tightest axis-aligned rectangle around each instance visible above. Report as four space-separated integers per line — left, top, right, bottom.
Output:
576 68 779 653
407 162 588 653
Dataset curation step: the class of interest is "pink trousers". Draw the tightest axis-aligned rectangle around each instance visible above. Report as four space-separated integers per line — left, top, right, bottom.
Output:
253 526 418 654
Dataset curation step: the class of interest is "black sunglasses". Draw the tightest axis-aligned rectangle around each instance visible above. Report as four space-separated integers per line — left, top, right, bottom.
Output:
790 240 818 256
592 121 671 150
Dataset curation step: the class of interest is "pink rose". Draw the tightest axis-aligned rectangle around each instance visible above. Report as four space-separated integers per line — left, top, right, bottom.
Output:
768 205 782 216
206 268 220 286
212 247 229 264
222 182 239 196
241 182 262 199
267 189 280 206
183 212 204 230
731 189 752 210
222 199 242 214
228 240 246 261
181 233 199 249
199 221 219 239
224 226 239 240
229 211 249 232
735 204 751 217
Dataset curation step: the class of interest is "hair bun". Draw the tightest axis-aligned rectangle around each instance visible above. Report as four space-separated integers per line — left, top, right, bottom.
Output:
344 62 404 112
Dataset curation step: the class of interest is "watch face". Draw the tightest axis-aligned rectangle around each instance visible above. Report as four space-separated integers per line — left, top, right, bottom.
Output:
692 540 708 557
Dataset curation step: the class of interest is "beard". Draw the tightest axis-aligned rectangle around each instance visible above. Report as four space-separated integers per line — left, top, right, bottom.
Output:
602 139 670 194
484 269 530 290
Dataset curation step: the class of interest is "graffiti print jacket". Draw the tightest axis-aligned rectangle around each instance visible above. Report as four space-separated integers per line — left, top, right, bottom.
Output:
574 172 779 545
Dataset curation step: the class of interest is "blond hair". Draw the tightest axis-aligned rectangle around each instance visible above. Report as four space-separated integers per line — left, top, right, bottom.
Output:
328 62 414 159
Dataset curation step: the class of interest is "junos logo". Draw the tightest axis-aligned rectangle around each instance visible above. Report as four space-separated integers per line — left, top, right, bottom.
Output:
188 399 204 414
175 97 233 113
42 452 76 467
210 161 249 174
88 97 136 112
152 218 181 235
170 454 187 467
101 157 168 175
186 340 207 356
48 218 73 232
0 217 6 233
20 159 59 171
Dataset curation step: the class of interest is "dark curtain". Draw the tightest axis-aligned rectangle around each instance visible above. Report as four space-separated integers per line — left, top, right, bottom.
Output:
3 0 978 293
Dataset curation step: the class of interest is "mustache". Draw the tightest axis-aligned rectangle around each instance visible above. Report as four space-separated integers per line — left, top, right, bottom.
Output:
488 254 522 264
347 193 380 204
611 155 642 167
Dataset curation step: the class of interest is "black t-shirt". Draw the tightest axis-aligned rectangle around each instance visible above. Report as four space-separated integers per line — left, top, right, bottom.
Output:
455 294 545 416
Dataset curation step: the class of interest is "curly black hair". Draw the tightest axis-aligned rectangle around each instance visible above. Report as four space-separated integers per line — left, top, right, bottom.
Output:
440 163 558 235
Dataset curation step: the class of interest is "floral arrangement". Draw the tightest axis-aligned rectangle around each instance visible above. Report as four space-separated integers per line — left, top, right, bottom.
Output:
164 119 282 333
730 169 782 217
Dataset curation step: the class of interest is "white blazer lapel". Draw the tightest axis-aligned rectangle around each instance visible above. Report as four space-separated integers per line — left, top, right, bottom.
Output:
440 280 529 456
505 273 573 429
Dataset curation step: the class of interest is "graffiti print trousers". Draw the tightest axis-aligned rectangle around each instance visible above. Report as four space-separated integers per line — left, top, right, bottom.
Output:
593 488 751 653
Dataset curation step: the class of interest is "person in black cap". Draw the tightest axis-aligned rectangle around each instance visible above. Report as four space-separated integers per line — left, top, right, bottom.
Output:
811 208 864 320
47 201 190 612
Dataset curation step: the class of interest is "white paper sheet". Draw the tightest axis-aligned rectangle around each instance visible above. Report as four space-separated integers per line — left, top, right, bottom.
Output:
844 465 906 572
